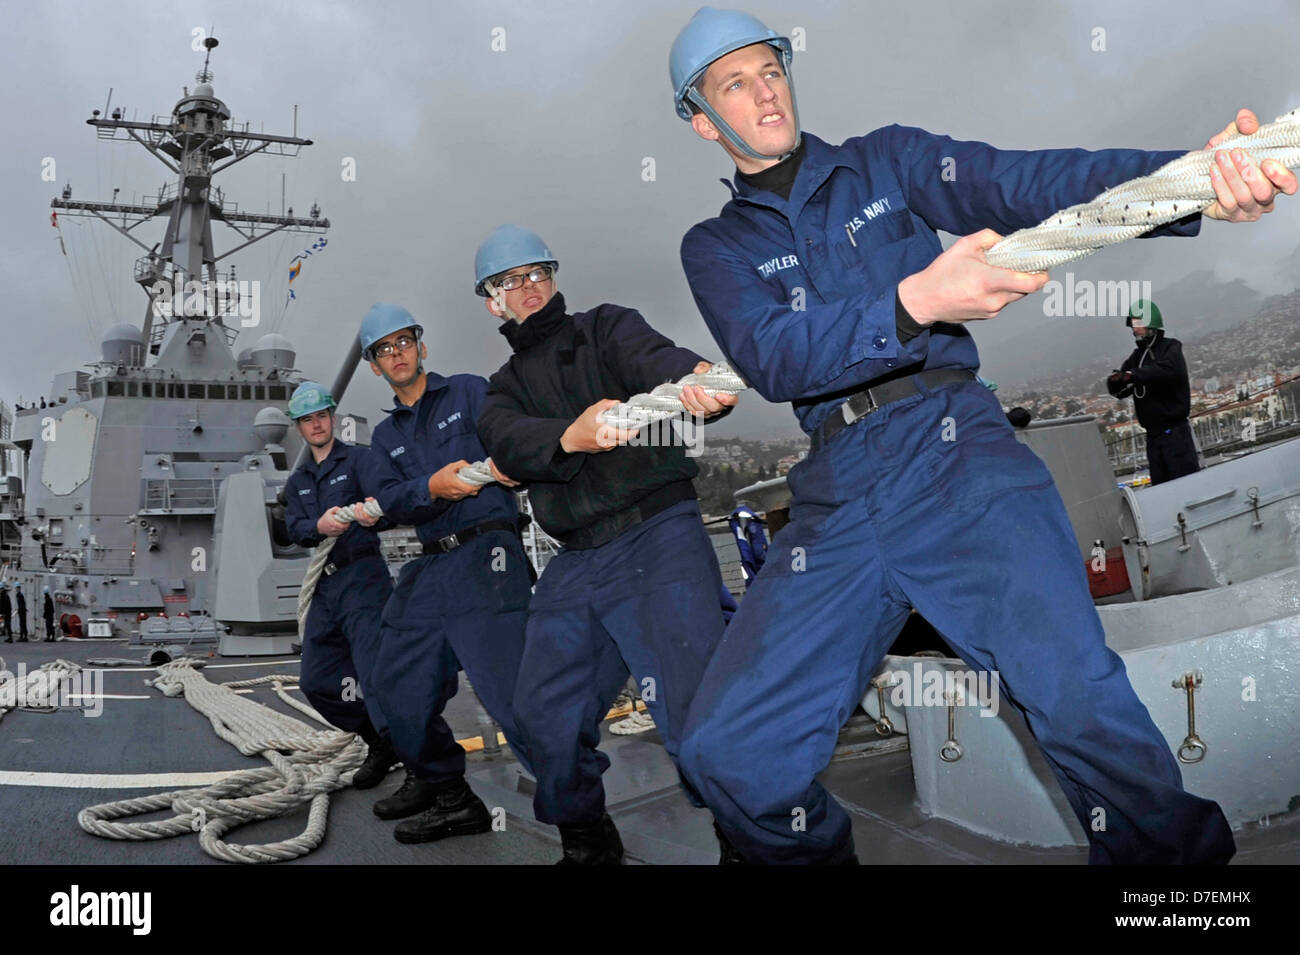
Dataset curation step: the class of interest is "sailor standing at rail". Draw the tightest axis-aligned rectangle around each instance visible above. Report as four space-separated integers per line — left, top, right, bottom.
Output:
0 584 11 642
473 226 739 864
283 381 399 791
668 7 1295 864
43 587 55 642
360 303 536 845
14 584 28 642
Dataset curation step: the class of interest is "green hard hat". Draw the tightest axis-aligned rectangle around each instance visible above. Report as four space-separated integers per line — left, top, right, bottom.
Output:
288 381 337 420
1125 299 1163 330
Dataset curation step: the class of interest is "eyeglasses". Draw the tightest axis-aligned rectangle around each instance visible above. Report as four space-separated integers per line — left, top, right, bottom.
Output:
494 266 554 292
372 335 417 359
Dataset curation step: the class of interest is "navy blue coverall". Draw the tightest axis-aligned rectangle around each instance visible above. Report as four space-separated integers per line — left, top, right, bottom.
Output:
285 441 392 740
477 293 728 827
366 373 534 783
677 127 1235 864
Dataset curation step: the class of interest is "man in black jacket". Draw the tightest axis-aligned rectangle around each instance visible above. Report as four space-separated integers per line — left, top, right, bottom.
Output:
1107 300 1200 485
43 588 56 642
14 585 28 641
475 224 739 864
0 585 11 642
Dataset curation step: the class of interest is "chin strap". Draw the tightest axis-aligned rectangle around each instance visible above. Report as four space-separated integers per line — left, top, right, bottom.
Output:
482 277 560 323
481 279 520 323
684 84 801 163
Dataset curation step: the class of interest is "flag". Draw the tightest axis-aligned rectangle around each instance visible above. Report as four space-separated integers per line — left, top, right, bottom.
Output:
50 211 58 227
285 238 325 305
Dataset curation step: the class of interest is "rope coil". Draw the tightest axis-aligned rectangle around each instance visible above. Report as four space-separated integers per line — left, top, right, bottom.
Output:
0 658 81 721
78 661 364 864
985 106 1300 272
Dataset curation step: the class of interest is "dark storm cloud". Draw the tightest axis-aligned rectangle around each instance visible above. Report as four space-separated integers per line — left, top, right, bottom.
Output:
2 0 1296 429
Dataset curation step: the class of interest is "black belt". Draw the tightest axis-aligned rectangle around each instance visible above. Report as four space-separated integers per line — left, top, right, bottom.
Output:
322 547 383 576
812 369 978 452
422 519 519 556
558 480 695 551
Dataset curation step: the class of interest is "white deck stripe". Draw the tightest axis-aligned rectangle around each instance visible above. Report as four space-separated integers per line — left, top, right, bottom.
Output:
52 689 264 701
83 660 301 674
0 769 245 788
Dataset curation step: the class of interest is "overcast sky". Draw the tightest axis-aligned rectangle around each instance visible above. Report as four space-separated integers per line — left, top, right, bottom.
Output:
2 0 1298 436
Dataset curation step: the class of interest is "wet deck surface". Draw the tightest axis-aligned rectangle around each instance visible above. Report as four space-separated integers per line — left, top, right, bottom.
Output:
2 638 1296 865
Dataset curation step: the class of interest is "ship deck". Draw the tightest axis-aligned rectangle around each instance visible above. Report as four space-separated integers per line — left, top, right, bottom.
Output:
1 637 1296 866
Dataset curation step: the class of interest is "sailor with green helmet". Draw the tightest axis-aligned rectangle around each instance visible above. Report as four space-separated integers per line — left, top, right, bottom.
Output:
1108 299 1200 484
283 380 399 790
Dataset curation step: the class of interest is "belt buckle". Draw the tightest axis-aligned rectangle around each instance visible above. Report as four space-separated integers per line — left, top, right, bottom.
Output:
437 533 460 553
842 389 878 428
323 562 338 576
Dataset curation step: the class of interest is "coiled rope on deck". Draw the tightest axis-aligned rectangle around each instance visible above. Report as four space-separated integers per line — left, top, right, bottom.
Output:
0 658 81 720
78 660 361 864
296 362 749 630
985 106 1300 272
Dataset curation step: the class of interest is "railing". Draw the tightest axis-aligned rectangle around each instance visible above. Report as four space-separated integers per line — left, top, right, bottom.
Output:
142 478 219 513
0 542 136 575
1103 414 1300 473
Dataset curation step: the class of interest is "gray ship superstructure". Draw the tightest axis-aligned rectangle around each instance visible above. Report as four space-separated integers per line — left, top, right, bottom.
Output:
0 38 364 654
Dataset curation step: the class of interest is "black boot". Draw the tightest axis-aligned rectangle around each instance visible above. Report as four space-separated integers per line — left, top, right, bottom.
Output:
392 778 492 844
714 821 748 865
556 813 624 865
352 735 399 790
372 770 444 820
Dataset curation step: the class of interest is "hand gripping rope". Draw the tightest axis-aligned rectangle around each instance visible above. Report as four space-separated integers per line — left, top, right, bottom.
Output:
598 361 748 431
296 460 496 635
984 106 1300 273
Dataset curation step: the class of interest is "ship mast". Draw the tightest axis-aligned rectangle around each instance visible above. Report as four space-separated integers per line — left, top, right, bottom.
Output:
50 36 329 357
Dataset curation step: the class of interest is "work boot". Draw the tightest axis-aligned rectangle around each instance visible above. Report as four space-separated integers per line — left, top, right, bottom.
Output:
392 778 492 844
556 813 624 865
714 821 748 865
372 770 443 820
352 735 399 790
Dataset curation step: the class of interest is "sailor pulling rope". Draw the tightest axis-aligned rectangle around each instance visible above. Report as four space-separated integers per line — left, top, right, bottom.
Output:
296 361 749 631
986 106 1300 272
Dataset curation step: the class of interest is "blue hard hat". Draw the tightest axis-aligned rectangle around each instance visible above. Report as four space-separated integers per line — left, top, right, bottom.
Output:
474 225 558 297
670 7 793 121
359 303 423 360
288 381 336 420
